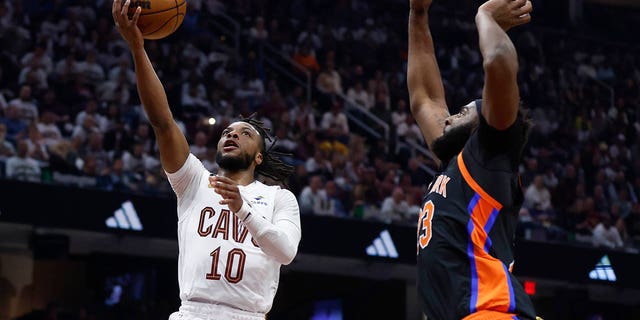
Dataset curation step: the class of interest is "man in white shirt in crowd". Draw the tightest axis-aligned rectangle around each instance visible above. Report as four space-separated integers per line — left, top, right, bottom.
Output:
592 213 624 249
380 186 411 224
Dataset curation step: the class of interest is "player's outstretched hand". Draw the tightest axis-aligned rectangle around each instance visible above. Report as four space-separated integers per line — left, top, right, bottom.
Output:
478 0 532 31
209 175 244 213
409 0 433 12
112 0 144 49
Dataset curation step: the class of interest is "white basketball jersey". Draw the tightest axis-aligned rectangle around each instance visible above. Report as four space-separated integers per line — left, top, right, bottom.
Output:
166 154 289 314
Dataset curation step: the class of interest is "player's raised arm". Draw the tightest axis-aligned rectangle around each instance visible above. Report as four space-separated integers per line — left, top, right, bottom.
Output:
112 0 189 173
476 0 532 130
407 0 450 150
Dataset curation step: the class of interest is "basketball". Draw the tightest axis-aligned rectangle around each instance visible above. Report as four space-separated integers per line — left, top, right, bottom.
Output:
128 0 187 40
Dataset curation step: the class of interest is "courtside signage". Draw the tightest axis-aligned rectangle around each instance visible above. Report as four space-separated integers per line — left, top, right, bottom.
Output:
588 255 616 282
366 229 399 259
105 201 144 231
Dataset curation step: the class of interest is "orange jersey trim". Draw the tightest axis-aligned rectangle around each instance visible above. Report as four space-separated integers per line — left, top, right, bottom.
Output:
458 152 516 314
457 152 502 210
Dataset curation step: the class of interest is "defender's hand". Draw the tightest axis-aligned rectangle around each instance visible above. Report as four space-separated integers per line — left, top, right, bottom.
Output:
112 0 144 49
209 175 243 213
478 0 532 31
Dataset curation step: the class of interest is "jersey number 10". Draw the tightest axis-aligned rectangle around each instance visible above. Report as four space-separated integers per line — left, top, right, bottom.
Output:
206 247 246 283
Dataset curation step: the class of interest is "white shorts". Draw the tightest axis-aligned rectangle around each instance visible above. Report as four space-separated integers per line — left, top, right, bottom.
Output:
168 300 265 320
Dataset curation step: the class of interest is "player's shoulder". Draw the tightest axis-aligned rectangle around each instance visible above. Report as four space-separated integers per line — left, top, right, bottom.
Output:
253 181 293 195
254 181 297 200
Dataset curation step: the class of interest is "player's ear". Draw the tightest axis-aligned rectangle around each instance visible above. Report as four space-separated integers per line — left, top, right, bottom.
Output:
255 152 263 165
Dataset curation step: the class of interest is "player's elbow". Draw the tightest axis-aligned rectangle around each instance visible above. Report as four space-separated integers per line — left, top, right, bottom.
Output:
482 43 518 75
278 247 298 265
149 116 175 131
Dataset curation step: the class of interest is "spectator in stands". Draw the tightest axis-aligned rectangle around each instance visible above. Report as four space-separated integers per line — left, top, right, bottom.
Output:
0 123 15 162
36 111 63 148
234 72 265 110
200 147 219 173
8 85 38 124
75 99 108 133
108 57 136 86
78 49 105 86
103 119 132 155
626 203 640 246
105 156 134 192
249 16 268 43
96 68 132 106
19 42 52 90
122 142 147 175
1 105 28 144
405 157 429 188
316 59 343 100
268 18 291 53
54 50 81 83
298 174 327 215
592 213 624 249
189 130 209 160
292 41 320 74
380 187 411 224
290 100 317 134
575 198 600 241
71 113 100 144
79 131 109 174
296 18 322 51
319 102 349 147
316 180 347 217
390 99 409 128
554 163 580 213
5 139 41 182
593 184 610 213
25 123 49 162
524 175 555 220
132 123 154 155
346 81 372 110
350 182 376 218
396 115 423 146
377 169 398 200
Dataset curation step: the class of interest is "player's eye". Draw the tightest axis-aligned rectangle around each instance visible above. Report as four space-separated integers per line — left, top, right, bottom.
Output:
242 131 251 136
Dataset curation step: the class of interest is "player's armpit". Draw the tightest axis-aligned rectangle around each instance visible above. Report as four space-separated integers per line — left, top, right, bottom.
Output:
411 101 449 151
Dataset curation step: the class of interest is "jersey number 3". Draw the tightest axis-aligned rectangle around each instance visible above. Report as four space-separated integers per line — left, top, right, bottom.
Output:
206 247 246 283
417 200 435 250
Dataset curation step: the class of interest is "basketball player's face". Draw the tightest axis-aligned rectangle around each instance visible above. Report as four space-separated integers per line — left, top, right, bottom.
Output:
442 102 478 135
216 122 263 171
431 102 479 163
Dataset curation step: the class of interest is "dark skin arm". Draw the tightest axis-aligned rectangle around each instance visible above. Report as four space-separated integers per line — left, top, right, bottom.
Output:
112 0 189 173
476 0 532 130
407 0 450 151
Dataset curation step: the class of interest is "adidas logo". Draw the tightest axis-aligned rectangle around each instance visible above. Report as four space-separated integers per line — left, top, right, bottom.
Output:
105 201 143 231
365 230 398 259
588 255 617 282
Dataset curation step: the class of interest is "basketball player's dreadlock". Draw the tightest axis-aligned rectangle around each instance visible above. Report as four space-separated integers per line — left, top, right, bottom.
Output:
239 113 294 186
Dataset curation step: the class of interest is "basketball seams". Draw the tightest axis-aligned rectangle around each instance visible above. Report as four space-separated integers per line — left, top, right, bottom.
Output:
136 0 186 16
144 16 176 38
172 0 179 32
142 0 186 39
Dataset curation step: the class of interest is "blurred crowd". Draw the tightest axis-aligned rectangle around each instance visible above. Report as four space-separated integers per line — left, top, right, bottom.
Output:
1 0 640 252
